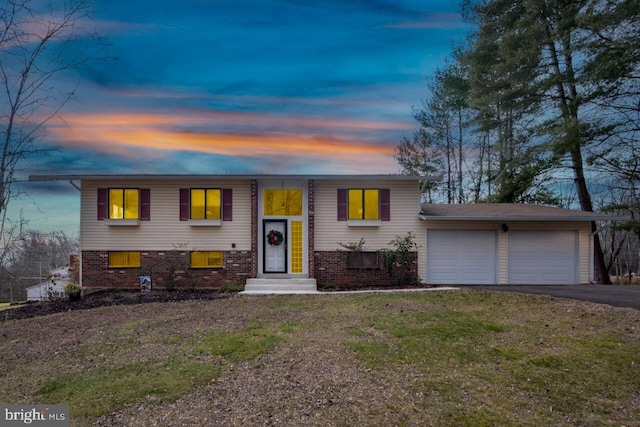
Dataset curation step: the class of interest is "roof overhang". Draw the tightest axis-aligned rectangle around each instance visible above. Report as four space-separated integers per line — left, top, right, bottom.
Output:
419 213 628 222
419 203 629 222
29 173 439 182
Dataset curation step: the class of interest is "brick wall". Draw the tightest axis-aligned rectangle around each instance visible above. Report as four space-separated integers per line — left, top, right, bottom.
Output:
313 251 418 289
82 250 252 289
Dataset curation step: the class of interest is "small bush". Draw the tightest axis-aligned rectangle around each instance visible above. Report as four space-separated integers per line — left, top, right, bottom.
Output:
218 283 244 293
382 232 421 285
64 283 82 301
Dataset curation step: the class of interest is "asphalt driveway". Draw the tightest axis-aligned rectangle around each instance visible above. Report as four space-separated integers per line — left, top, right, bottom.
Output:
460 285 640 310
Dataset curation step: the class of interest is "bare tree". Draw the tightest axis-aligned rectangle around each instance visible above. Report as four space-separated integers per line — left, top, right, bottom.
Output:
0 229 78 301
0 0 105 267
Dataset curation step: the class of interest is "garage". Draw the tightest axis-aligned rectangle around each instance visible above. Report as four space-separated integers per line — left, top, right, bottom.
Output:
427 229 497 285
421 203 626 286
508 230 577 285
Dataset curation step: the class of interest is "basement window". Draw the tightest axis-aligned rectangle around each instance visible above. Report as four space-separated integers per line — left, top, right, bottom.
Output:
346 251 379 269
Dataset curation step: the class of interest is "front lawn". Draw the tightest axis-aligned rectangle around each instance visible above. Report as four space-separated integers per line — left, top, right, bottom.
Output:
0 289 638 426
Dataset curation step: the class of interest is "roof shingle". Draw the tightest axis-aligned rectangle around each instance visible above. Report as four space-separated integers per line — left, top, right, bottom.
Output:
420 203 627 222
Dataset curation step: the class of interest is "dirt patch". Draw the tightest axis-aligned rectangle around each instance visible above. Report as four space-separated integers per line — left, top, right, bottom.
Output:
0 289 230 322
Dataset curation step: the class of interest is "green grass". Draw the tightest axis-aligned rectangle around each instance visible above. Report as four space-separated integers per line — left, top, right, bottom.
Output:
0 302 16 311
341 292 640 425
39 358 220 418
193 320 302 362
36 319 307 421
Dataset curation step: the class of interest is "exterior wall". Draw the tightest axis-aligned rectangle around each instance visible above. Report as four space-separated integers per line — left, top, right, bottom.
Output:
81 179 252 251
82 250 251 289
314 251 417 289
81 179 252 287
423 221 592 285
313 180 426 281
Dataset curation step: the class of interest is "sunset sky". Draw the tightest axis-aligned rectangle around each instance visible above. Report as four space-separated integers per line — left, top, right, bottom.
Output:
18 0 471 234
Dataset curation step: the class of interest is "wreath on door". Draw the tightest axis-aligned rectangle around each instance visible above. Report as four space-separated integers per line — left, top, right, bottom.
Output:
267 229 284 246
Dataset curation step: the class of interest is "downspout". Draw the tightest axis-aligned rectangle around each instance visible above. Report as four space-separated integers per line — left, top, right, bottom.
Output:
589 227 599 284
69 181 82 287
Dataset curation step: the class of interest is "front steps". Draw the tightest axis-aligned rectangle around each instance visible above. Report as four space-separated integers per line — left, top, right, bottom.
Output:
241 277 318 295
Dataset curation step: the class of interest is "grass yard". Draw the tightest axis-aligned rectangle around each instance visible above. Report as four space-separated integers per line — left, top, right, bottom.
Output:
0 289 639 426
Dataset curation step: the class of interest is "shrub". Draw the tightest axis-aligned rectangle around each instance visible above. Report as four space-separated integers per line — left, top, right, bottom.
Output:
218 283 244 293
64 283 82 301
382 232 421 285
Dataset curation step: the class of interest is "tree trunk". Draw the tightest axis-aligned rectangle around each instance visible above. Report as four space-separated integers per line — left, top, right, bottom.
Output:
542 11 612 284
569 136 611 283
457 107 464 203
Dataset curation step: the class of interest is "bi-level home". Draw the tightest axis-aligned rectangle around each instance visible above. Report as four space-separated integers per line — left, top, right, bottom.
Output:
29 174 622 293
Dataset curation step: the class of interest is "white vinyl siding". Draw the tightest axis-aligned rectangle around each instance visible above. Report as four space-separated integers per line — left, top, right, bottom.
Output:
81 179 251 251
314 180 426 278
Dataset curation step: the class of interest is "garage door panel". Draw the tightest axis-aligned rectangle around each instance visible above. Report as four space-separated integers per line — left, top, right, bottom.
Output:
508 231 576 285
427 230 497 285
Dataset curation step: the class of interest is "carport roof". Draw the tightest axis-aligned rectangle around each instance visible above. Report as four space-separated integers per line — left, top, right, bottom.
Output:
420 203 627 222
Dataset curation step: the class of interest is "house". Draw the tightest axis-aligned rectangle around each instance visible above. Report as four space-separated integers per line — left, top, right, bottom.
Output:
28 174 623 292
26 265 72 301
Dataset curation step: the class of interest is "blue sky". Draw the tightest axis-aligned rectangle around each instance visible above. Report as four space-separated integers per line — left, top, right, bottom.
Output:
17 0 471 235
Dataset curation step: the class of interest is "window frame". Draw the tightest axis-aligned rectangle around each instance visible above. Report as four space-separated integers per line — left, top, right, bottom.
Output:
108 251 141 268
348 188 380 221
263 188 303 217
346 251 380 269
190 251 224 269
180 188 232 224
190 188 222 220
337 188 390 224
109 188 140 220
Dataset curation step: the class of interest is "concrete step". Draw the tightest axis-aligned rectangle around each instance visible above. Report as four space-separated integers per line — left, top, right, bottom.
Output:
241 278 318 295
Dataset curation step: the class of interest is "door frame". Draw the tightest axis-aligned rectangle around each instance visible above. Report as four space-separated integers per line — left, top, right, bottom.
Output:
263 219 287 273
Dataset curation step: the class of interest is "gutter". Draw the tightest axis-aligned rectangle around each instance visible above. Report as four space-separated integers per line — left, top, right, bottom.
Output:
418 214 628 222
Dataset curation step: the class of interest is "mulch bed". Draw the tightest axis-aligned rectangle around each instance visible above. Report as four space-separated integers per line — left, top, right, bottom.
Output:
2 283 431 322
1 289 231 322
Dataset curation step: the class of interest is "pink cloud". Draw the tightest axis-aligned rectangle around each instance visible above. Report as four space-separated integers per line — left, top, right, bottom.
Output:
44 111 400 171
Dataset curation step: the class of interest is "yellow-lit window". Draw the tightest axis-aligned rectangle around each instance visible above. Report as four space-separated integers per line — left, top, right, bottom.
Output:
191 251 223 268
291 221 303 273
191 189 221 219
348 189 379 220
264 189 303 216
108 251 141 268
109 189 139 219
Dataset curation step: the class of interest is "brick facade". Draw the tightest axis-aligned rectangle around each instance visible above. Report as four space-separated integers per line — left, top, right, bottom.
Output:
82 250 252 289
313 251 418 289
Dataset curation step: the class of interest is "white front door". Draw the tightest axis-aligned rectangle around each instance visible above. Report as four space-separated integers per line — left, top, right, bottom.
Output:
264 219 287 273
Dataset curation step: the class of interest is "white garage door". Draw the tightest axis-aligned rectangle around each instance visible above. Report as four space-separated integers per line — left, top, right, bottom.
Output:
508 231 577 285
427 229 497 285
